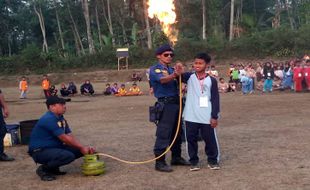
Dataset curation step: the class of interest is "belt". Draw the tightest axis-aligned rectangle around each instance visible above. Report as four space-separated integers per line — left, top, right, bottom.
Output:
158 96 179 104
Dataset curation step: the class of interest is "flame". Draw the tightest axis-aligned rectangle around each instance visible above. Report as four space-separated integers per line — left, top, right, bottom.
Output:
147 0 178 44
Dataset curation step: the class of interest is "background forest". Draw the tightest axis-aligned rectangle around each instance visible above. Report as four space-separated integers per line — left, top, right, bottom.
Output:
0 0 309 74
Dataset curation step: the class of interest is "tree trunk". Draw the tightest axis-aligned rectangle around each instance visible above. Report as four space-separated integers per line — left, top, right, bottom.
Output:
34 4 49 53
272 0 281 29
284 0 295 30
101 0 115 46
54 0 66 57
95 1 103 50
229 0 235 41
82 0 96 54
71 25 81 56
7 35 11 57
67 4 85 55
143 0 152 49
202 0 207 40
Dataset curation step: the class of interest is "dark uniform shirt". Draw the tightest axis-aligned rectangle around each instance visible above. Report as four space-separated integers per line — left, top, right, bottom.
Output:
0 89 4 125
149 63 178 98
28 111 71 152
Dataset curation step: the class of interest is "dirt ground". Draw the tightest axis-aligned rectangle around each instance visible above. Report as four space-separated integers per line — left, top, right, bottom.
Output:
1 80 310 190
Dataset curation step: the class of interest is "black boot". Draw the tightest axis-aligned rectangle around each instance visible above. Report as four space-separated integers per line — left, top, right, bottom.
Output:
171 157 190 166
0 153 15 161
36 165 56 181
49 167 67 175
154 154 173 172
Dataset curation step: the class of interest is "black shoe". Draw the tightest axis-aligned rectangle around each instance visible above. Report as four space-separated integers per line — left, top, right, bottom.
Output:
208 163 220 170
36 165 56 181
155 162 173 172
171 157 190 166
49 168 67 175
190 164 201 172
0 153 15 161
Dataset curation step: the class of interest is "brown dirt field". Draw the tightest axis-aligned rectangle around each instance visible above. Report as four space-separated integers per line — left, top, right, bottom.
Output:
1 81 310 189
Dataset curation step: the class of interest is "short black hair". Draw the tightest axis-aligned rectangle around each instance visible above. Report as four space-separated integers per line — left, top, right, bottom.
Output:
195 53 211 63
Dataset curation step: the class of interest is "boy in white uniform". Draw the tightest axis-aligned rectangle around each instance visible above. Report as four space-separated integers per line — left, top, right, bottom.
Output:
182 53 220 171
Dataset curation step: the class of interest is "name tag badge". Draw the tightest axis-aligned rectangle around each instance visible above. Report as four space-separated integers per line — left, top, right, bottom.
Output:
267 73 271 77
298 73 302 77
199 97 209 108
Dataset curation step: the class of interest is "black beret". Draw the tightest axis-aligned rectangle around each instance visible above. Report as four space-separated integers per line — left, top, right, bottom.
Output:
46 96 66 107
155 44 174 55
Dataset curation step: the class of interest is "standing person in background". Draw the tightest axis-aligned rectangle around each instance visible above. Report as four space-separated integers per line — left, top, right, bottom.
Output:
0 89 14 161
149 44 190 172
19 76 28 99
209 65 219 78
263 62 275 93
255 62 263 82
293 61 304 92
304 60 310 91
42 75 50 99
281 62 293 90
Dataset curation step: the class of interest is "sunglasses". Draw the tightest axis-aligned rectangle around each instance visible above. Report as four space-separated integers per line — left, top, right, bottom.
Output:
162 53 175 58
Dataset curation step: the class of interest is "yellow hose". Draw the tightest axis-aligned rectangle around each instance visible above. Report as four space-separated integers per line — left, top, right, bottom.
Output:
96 75 183 164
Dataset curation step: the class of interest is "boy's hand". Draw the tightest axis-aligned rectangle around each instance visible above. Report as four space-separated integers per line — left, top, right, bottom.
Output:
174 62 184 75
210 119 218 128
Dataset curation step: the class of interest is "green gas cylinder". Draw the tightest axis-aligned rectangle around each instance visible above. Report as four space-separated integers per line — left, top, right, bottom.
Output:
81 154 105 176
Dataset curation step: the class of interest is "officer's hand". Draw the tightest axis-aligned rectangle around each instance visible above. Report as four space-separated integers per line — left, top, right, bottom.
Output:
210 119 218 128
3 108 9 118
80 146 96 155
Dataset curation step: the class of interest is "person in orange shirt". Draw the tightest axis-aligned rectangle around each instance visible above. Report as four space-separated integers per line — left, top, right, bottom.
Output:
41 75 50 98
115 84 127 96
128 83 143 96
19 76 28 99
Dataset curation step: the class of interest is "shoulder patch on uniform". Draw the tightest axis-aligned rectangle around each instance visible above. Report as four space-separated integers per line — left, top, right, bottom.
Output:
57 121 62 128
155 69 161 73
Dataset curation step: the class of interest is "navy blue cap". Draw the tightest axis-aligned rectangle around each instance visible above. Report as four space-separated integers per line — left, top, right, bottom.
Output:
46 96 66 107
155 44 174 55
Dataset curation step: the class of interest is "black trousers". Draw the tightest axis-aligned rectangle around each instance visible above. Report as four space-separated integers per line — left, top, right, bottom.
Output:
0 122 6 154
153 103 182 161
185 121 219 165
31 146 83 170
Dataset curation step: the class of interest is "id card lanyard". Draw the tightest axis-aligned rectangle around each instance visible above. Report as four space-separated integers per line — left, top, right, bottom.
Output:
196 73 209 108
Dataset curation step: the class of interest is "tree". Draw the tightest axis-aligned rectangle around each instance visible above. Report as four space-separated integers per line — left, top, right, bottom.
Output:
202 0 207 40
33 1 49 53
81 0 96 54
229 0 235 41
143 0 152 49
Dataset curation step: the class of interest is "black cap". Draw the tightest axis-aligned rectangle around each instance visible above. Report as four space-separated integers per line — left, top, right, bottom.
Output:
46 96 66 107
155 44 174 55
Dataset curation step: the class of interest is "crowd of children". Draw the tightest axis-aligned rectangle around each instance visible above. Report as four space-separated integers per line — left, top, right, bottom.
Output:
219 56 310 94
16 55 310 99
17 75 144 99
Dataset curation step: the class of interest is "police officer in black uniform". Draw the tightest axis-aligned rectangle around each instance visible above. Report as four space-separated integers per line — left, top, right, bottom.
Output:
0 89 15 161
149 44 190 172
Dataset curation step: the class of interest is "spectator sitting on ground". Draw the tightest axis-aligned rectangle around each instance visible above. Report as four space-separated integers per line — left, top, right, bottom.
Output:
111 83 119 95
67 82 77 96
49 85 58 97
80 80 94 95
131 72 142 82
128 83 143 96
273 76 282 90
209 65 219 78
103 83 113 95
60 83 70 97
256 78 265 91
218 78 229 93
228 79 236 92
115 84 127 96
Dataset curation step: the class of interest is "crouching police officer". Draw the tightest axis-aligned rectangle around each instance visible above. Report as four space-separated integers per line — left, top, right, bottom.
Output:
149 44 190 172
28 96 96 181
